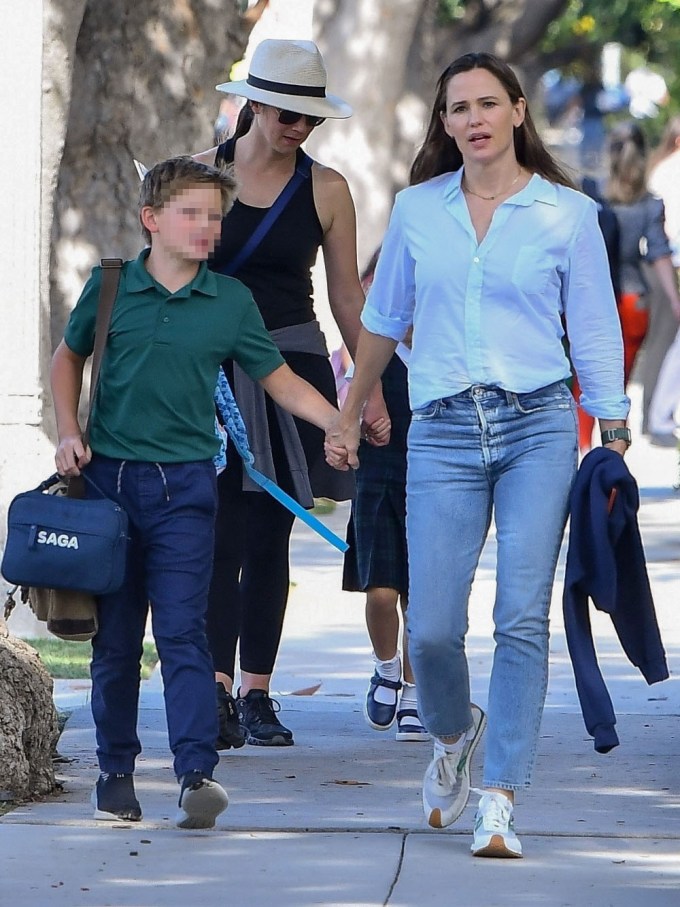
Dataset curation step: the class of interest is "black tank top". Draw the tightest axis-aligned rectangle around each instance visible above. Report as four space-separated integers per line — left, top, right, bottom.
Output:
209 139 324 331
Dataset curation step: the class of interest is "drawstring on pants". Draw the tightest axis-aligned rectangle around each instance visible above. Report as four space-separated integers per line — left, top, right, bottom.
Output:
115 460 171 501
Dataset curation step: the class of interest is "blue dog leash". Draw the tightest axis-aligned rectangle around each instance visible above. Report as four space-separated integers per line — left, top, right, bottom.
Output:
214 371 348 553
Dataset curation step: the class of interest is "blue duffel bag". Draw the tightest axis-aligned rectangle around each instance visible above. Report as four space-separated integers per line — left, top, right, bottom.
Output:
1 473 129 595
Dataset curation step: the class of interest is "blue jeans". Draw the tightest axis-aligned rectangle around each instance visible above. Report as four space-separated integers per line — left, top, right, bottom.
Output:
85 456 219 779
406 383 577 790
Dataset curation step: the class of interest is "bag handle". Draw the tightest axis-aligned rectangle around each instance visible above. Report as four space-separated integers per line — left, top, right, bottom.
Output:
68 258 122 499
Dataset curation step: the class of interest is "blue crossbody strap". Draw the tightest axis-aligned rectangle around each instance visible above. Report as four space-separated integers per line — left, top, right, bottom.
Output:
216 152 313 277
214 370 348 554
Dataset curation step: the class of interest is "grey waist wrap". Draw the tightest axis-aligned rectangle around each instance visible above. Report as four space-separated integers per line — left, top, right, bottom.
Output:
232 320 355 506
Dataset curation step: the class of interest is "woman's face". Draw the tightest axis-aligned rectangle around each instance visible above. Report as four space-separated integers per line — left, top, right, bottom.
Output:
440 67 526 166
253 102 320 153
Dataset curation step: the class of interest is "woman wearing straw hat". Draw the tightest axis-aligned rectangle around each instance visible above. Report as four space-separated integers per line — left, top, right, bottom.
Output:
194 39 389 749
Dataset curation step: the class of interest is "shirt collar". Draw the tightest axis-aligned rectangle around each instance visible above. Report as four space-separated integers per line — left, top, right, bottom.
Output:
126 249 219 298
443 168 559 208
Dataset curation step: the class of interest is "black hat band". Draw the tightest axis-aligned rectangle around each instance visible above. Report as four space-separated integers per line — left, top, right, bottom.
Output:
247 74 326 98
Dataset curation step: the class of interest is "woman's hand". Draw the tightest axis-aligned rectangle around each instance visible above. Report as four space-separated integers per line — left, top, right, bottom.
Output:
325 415 361 471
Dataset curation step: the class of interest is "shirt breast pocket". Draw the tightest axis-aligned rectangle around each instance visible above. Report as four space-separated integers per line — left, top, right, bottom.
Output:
511 245 554 295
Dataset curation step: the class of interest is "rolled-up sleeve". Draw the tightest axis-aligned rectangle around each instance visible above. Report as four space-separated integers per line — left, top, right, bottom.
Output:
361 196 416 341
563 201 631 419
643 195 672 262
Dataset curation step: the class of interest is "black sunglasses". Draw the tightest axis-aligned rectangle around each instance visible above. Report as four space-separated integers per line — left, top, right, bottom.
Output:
273 107 326 128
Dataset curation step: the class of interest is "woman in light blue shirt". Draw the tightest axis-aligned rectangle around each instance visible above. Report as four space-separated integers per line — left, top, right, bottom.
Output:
326 52 630 859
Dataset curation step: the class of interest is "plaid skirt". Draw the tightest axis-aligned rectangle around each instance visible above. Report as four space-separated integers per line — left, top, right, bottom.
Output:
342 355 409 595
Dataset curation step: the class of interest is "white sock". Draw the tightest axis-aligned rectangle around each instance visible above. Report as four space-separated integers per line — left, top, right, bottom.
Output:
436 735 465 756
373 653 401 705
400 682 417 706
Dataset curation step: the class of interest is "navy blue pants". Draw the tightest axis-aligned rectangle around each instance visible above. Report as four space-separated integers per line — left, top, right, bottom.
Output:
85 456 219 779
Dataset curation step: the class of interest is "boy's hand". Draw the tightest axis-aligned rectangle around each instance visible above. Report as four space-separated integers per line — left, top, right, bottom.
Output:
55 435 92 477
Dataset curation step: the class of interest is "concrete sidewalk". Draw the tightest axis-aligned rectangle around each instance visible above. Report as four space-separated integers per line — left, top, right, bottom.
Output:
2 387 679 906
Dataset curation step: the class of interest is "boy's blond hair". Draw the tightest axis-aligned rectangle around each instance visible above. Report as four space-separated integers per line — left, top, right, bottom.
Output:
139 155 237 243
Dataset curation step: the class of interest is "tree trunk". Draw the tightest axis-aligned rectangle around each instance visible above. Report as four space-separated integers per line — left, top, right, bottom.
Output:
309 0 428 269
310 0 569 269
47 0 254 347
0 635 60 800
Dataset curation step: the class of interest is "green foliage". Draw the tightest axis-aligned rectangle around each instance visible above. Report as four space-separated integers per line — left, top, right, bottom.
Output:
24 638 159 680
542 1 680 116
437 0 467 23
544 0 680 67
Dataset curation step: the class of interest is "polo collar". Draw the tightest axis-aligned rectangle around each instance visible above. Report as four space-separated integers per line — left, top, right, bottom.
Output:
126 249 219 298
443 168 558 208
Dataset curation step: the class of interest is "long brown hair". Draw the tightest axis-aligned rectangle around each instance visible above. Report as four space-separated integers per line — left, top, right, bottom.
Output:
606 121 647 205
409 52 574 189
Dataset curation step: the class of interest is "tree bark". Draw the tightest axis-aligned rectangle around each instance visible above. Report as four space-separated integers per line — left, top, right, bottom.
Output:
0 635 60 800
46 0 254 346
310 0 569 270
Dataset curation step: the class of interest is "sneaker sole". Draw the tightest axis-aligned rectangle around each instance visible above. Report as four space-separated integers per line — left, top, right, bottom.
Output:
395 730 431 742
246 734 294 747
425 705 487 829
216 734 246 751
175 783 229 830
92 807 142 822
472 834 523 858
91 790 142 822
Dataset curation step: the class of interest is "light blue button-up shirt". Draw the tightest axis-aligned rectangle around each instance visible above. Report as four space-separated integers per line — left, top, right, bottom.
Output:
362 170 630 419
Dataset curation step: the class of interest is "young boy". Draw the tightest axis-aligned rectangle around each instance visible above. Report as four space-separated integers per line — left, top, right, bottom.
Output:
50 156 339 829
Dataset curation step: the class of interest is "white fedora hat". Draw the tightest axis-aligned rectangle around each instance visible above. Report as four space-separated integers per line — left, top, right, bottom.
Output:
216 39 352 119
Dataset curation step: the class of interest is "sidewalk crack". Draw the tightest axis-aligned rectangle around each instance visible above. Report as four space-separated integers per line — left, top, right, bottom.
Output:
384 832 407 905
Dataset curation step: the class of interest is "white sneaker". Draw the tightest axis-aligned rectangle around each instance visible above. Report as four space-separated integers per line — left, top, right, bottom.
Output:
422 704 486 828
471 789 523 858
175 772 228 829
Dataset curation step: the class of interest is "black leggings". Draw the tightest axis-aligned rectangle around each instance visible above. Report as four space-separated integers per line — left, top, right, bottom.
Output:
206 351 340 680
206 455 295 678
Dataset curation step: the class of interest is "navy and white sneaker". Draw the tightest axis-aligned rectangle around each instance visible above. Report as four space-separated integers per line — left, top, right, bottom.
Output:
395 705 431 742
91 772 142 822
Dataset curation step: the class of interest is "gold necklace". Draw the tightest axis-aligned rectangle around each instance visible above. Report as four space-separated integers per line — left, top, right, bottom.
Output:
462 170 522 201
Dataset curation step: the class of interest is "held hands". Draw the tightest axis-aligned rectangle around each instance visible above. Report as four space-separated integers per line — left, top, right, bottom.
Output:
55 434 92 477
325 415 361 471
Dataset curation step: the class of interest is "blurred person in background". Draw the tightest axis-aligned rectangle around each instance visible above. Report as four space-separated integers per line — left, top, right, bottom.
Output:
644 117 680 443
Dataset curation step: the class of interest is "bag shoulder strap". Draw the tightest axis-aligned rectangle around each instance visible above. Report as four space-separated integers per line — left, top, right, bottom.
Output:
69 258 122 500
84 258 123 444
217 151 313 277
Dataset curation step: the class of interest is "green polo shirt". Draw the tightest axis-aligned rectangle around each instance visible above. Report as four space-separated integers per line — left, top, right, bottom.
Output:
64 250 284 462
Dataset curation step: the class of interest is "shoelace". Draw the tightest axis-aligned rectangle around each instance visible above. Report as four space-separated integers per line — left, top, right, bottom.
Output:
430 747 462 789
472 789 511 830
253 694 282 721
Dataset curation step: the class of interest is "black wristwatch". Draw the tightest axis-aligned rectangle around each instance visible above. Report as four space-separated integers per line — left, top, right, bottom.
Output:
601 427 632 447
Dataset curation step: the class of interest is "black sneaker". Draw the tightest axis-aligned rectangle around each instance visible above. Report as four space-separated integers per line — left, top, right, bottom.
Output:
216 682 246 750
91 772 142 822
236 689 294 746
175 770 229 829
